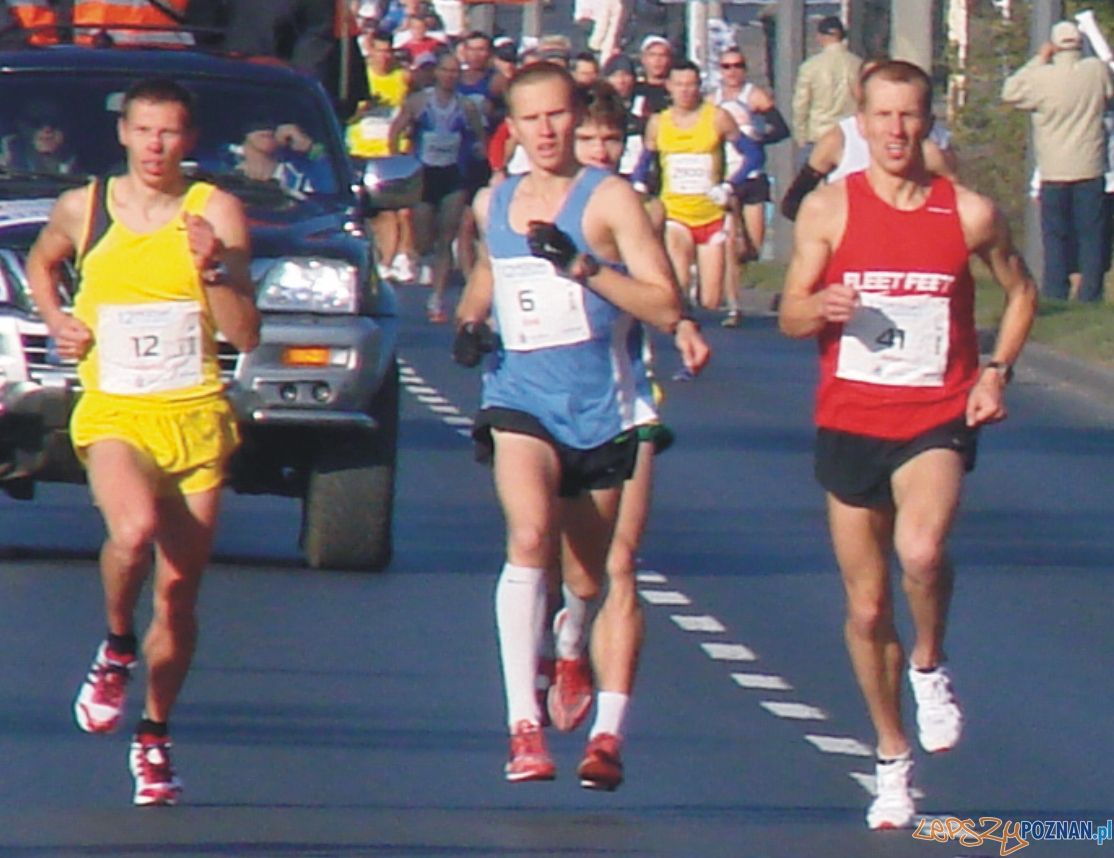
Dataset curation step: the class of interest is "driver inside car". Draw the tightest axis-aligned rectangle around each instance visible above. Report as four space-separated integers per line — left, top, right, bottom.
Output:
0 100 81 176
227 117 330 196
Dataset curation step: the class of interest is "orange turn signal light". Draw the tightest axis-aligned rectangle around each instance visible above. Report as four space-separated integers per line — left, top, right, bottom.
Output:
281 346 331 367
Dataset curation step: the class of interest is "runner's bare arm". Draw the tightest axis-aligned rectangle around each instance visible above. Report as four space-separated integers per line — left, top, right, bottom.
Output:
388 96 417 156
586 177 681 333
924 139 957 180
959 186 1038 426
194 188 260 353
456 187 494 325
778 184 855 338
715 106 741 143
807 124 844 176
25 187 93 360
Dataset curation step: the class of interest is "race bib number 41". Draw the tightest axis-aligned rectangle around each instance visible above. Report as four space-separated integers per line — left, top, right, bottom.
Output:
492 256 591 351
98 301 204 395
835 292 949 387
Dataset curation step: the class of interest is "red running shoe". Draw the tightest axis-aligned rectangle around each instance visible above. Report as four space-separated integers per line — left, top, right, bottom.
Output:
578 733 624 791
73 642 135 734
504 720 556 783
547 656 593 732
129 734 183 806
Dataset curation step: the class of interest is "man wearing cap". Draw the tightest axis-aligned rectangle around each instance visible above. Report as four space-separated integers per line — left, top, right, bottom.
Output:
791 16 862 154
633 35 672 129
1003 20 1114 302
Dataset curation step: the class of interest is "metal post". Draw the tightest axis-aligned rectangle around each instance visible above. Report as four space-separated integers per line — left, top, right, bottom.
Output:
523 0 542 40
467 2 495 35
1025 0 1063 286
771 0 805 262
890 0 932 73
687 0 707 67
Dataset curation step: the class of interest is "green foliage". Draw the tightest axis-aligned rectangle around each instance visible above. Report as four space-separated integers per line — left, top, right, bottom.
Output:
951 1 1032 240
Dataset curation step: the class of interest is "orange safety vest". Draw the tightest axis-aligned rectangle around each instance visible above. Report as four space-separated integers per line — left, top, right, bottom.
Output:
7 0 58 44
73 0 192 45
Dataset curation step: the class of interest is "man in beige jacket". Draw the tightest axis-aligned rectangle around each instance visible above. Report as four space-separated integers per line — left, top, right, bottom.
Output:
1003 20 1113 302
791 16 862 156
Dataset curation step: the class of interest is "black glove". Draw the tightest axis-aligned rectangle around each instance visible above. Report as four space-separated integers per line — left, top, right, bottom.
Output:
452 320 495 368
527 220 579 271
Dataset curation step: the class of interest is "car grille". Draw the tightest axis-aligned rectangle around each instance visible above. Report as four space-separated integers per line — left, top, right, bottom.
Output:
21 334 240 384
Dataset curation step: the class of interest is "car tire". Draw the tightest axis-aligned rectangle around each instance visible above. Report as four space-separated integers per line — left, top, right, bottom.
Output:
302 359 398 571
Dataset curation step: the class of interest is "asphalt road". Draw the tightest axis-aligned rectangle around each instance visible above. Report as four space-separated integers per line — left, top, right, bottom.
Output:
0 284 1111 858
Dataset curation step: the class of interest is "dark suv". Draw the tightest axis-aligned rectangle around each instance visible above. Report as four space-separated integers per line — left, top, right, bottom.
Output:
0 43 419 571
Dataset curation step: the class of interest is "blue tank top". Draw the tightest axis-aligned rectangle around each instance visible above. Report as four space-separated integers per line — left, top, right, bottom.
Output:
414 90 469 168
481 167 643 449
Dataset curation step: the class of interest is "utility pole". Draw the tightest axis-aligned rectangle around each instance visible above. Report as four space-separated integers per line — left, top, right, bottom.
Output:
771 0 804 262
522 0 542 40
1025 0 1063 286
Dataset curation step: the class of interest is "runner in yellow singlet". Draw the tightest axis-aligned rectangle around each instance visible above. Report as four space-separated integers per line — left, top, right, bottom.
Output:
643 60 748 315
25 78 260 807
348 29 415 281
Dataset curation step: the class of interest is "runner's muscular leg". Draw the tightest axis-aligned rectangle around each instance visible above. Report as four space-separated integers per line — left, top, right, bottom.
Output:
664 222 695 301
695 238 726 310
592 441 653 694
143 486 221 723
891 447 963 672
827 494 909 758
493 430 562 569
85 440 160 636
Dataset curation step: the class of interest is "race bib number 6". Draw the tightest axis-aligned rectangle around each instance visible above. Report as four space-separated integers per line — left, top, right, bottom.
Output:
835 292 949 387
98 301 204 395
492 256 591 351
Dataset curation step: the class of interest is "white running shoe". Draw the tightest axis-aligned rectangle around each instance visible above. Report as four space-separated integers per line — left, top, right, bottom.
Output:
908 665 963 752
391 254 415 283
418 263 433 287
866 754 915 830
130 733 183 806
74 642 135 734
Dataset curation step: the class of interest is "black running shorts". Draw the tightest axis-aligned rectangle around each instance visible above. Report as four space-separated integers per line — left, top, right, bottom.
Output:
814 417 979 508
473 407 639 498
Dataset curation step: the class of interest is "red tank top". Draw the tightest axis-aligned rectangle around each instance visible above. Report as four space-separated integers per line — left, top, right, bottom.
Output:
815 172 978 439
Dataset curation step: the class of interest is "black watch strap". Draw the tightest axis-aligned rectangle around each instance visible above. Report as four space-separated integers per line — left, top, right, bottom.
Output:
987 360 1014 383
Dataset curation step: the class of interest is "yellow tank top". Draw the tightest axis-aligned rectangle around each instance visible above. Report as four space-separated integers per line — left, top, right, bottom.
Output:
657 102 724 227
347 68 409 157
74 179 223 404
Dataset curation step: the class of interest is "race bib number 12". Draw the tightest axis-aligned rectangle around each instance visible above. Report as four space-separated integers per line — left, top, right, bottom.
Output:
98 301 204 395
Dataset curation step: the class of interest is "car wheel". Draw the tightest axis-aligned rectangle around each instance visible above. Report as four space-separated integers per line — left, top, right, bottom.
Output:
301 359 398 571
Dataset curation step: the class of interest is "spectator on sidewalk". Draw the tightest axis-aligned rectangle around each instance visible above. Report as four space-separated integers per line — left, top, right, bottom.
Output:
791 16 861 159
1003 20 1114 302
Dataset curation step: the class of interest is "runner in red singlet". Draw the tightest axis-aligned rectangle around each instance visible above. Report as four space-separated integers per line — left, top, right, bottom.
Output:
778 61 1037 831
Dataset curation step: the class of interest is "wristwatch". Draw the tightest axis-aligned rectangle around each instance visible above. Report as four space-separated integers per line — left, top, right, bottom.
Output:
578 253 600 279
201 260 229 285
986 360 1014 384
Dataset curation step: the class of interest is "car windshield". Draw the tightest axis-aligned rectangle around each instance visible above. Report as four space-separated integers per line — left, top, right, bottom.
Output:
0 72 346 199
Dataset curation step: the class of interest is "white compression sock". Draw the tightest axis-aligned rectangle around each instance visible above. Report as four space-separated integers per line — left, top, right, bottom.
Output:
495 562 547 727
590 691 630 739
555 584 590 661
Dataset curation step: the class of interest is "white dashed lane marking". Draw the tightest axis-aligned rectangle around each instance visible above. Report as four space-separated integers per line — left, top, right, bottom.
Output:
670 615 727 633
804 735 873 757
639 589 692 606
702 642 757 661
732 673 792 691
398 356 886 804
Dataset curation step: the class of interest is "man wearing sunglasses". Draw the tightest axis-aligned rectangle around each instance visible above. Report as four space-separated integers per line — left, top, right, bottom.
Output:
710 48 788 327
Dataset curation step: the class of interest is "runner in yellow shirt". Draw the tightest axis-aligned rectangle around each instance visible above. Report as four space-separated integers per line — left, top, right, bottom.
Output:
25 77 260 807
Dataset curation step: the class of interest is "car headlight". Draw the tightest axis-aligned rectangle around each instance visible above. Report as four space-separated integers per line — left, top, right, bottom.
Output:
257 258 358 313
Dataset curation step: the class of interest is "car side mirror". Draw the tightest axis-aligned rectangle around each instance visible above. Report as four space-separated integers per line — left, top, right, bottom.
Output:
359 154 422 212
